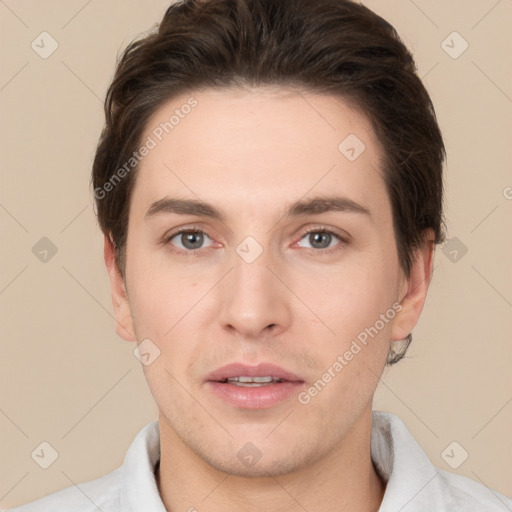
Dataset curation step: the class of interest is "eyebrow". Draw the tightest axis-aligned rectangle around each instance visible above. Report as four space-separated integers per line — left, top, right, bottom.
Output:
144 195 371 222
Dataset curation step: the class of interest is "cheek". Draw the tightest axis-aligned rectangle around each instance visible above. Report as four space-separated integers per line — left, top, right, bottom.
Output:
303 255 399 340
125 238 200 333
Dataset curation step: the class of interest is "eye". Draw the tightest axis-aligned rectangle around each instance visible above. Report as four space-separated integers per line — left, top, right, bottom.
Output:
164 226 348 255
166 228 214 252
295 228 346 254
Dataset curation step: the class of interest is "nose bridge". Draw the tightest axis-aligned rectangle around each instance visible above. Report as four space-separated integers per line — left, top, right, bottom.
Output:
218 237 290 337
234 240 274 292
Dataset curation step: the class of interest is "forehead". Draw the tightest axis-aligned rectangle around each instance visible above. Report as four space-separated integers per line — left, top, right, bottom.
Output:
131 86 389 220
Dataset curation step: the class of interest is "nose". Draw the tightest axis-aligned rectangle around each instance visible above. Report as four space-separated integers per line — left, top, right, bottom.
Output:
218 245 292 340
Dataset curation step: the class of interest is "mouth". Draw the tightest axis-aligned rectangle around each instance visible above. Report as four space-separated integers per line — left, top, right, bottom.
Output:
206 362 304 384
205 362 305 409
217 376 288 387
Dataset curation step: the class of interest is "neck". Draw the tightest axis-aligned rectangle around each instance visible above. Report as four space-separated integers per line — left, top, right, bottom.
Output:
156 407 386 512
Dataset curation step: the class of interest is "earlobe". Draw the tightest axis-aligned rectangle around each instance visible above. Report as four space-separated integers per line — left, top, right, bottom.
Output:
391 230 435 342
103 235 137 342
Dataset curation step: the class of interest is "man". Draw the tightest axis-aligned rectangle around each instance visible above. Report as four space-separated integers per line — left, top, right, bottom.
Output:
8 0 511 510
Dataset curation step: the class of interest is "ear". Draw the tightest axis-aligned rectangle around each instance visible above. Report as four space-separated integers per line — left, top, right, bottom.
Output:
391 229 435 341
104 234 137 342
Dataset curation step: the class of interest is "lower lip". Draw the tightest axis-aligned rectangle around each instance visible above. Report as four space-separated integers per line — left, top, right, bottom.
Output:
206 381 304 409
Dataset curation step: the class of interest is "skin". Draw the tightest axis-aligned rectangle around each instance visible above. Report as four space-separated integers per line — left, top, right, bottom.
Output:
104 86 434 512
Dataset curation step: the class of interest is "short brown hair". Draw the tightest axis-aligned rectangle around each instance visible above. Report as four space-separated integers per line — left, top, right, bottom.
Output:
92 0 446 363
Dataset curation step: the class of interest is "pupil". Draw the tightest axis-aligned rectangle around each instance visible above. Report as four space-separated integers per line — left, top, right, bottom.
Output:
183 232 203 250
310 232 330 249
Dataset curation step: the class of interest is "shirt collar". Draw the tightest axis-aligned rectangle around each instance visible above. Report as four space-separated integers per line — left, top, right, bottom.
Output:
371 410 443 512
117 411 444 511
119 420 166 511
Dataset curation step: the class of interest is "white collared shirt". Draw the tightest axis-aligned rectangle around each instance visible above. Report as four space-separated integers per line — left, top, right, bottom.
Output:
6 411 512 511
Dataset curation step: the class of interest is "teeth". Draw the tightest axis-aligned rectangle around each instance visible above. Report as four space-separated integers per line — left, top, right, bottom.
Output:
230 382 272 387
225 376 283 385
232 376 274 383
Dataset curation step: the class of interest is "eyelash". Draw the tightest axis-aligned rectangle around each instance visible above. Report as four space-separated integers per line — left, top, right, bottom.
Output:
164 225 348 256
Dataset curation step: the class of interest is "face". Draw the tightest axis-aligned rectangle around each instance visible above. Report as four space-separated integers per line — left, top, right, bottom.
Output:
106 86 432 477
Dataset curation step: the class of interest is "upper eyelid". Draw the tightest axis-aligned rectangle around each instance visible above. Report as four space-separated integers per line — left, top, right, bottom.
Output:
165 226 213 241
299 227 346 239
166 225 345 237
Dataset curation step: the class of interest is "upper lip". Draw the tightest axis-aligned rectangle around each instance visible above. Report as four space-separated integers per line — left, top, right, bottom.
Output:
206 362 304 383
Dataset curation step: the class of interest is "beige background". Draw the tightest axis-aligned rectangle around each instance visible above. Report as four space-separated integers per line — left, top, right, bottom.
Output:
1 0 511 508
